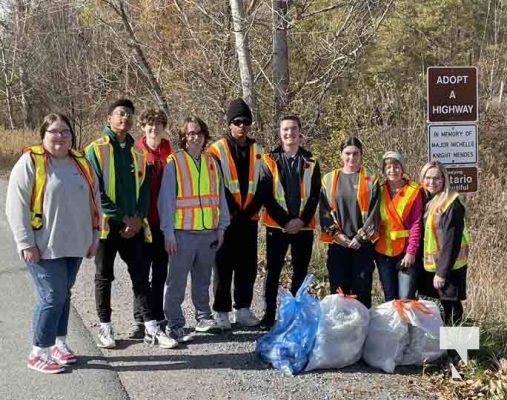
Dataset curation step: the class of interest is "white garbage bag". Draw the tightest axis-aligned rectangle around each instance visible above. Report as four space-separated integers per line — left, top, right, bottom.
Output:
305 294 369 371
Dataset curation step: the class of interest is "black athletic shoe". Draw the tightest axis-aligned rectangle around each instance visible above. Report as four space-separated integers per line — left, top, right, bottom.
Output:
127 322 145 339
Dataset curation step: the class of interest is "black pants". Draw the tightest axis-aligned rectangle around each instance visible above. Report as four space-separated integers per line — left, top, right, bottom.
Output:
95 221 153 323
133 225 168 323
213 219 258 312
263 228 314 322
441 300 464 325
326 243 375 308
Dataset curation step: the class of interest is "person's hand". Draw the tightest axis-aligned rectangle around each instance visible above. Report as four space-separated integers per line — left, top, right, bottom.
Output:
216 231 224 251
401 253 416 268
333 233 351 247
433 274 446 290
124 216 142 234
120 225 136 239
348 237 361 250
285 218 304 234
165 237 177 256
86 242 98 258
23 246 40 263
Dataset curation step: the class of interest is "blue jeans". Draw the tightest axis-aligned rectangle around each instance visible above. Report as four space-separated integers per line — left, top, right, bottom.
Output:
375 253 418 301
27 257 82 347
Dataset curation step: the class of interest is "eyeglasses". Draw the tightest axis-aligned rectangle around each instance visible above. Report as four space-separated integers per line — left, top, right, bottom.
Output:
186 131 203 137
231 118 252 127
46 129 72 137
424 176 442 182
112 110 134 118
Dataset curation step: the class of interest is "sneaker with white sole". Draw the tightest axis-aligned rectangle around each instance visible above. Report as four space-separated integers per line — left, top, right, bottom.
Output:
27 354 65 374
168 327 194 343
214 312 231 330
127 322 145 339
195 319 218 333
144 329 178 349
234 308 260 327
97 324 116 349
51 344 77 365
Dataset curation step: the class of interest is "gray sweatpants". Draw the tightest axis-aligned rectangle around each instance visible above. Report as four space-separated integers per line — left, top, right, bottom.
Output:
164 230 218 329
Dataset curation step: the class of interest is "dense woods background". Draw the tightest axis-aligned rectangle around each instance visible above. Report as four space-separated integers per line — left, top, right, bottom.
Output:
0 1 506 395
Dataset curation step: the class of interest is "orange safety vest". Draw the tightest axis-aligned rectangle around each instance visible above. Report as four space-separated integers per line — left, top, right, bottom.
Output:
170 150 220 230
319 166 378 243
207 137 263 220
375 180 421 257
85 135 152 242
23 145 100 231
261 153 316 229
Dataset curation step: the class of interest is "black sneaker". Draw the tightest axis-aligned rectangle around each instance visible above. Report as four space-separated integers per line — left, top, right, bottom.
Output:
259 318 275 332
128 322 145 339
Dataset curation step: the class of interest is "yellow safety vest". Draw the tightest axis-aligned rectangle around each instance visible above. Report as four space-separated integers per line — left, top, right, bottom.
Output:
423 192 470 272
23 145 100 231
261 153 316 229
85 136 152 242
319 166 378 243
375 180 421 257
170 150 220 230
207 137 263 219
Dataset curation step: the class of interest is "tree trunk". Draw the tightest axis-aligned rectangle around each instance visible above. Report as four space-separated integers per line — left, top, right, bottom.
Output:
272 0 289 123
229 0 257 121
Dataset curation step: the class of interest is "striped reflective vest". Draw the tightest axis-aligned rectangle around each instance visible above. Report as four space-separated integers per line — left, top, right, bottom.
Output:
85 135 152 242
423 192 470 272
319 166 378 243
261 153 316 229
23 145 99 231
207 137 263 219
375 180 421 257
170 151 220 230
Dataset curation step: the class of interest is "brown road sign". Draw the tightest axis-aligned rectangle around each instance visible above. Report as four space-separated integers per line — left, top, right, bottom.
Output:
447 166 478 193
427 66 478 123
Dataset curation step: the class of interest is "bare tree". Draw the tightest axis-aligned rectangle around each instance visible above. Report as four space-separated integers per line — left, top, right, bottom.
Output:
272 0 289 122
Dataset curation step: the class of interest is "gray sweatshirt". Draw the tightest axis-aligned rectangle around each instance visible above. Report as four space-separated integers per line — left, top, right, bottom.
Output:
158 151 230 240
6 152 101 259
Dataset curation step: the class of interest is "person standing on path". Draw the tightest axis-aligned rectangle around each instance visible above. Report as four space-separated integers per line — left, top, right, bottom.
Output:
128 108 173 339
418 161 470 325
259 115 321 330
85 98 176 349
374 151 423 301
6 113 100 373
319 136 380 308
207 98 264 329
158 116 230 342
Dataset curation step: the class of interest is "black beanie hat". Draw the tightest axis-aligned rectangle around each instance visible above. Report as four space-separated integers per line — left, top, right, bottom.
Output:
226 98 252 125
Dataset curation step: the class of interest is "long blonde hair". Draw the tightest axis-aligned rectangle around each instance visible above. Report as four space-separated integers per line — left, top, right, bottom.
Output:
419 161 453 217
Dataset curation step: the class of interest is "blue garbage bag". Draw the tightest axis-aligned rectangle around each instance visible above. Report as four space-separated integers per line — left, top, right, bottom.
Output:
256 274 321 375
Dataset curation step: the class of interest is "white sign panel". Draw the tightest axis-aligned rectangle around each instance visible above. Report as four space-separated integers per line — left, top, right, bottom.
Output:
428 124 478 165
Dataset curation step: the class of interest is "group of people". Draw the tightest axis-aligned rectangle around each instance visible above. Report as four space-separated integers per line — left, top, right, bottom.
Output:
6 97 470 375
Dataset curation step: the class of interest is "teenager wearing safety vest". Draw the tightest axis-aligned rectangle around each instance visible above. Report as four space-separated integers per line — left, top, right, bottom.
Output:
6 113 100 374
85 99 177 349
319 136 380 308
374 151 423 301
258 115 321 330
158 116 230 342
207 98 264 329
418 161 470 325
125 108 174 339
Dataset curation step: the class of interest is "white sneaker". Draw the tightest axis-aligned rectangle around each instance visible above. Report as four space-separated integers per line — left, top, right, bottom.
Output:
195 319 218 332
144 329 178 349
234 308 259 327
214 312 231 330
97 324 116 349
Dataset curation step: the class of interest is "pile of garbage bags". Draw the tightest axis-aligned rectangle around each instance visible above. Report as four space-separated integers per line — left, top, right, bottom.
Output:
256 275 446 375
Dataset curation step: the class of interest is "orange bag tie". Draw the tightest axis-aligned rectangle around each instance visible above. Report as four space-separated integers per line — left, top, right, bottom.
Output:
335 287 358 299
393 299 432 321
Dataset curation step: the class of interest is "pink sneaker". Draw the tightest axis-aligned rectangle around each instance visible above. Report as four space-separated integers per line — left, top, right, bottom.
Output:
27 354 65 374
51 344 77 365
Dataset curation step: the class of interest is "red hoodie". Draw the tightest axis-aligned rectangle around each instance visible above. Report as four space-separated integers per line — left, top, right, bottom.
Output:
135 137 173 226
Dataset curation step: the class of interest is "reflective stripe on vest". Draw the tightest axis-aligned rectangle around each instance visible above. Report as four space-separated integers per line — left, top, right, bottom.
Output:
261 153 316 229
207 138 263 215
375 180 421 257
23 145 100 231
423 192 470 272
170 151 220 230
319 166 377 243
85 136 152 242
